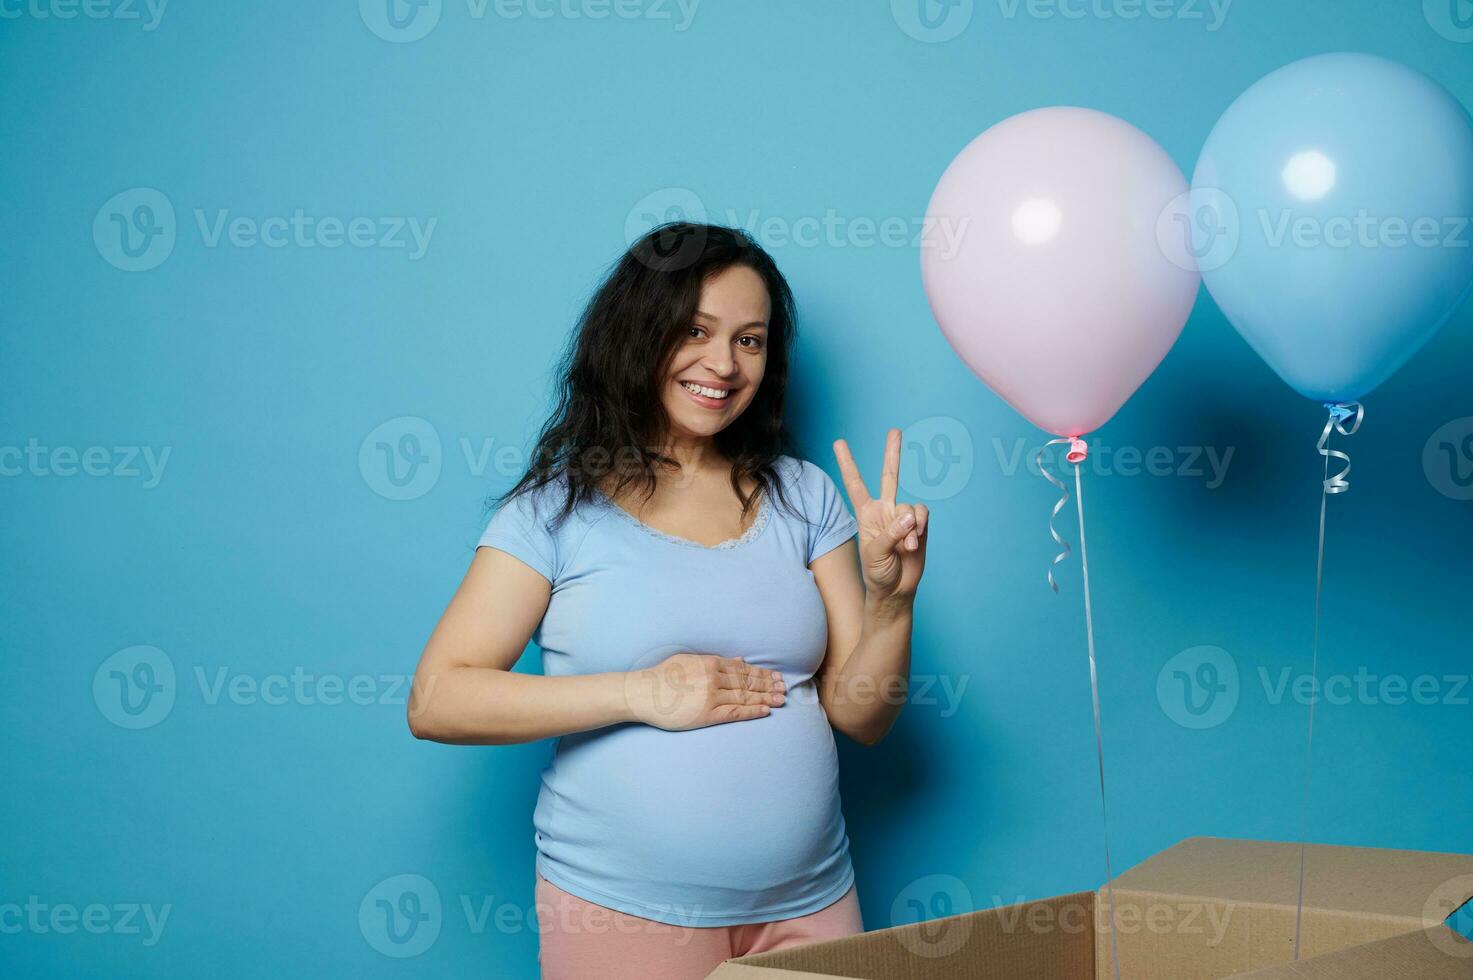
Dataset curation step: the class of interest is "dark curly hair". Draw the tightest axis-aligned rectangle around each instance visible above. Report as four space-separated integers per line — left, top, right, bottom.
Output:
494 222 802 526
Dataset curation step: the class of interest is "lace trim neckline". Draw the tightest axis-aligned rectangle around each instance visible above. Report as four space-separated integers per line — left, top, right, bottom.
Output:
594 488 772 551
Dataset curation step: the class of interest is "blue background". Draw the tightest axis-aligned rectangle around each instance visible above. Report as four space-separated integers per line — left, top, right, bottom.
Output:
3 0 1470 975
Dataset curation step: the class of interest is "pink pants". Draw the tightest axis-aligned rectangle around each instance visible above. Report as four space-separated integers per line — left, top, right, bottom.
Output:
534 873 864 980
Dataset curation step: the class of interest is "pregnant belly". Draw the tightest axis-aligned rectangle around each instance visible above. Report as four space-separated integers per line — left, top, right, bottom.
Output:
535 682 849 911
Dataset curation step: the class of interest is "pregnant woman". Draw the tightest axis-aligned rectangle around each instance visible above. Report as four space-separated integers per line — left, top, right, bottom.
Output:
408 223 929 980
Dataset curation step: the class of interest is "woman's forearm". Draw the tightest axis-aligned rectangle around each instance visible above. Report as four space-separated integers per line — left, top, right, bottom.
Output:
408 667 635 745
822 594 913 745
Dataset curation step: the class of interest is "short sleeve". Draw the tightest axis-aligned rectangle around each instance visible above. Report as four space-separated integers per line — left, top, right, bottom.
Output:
797 459 858 564
477 487 561 583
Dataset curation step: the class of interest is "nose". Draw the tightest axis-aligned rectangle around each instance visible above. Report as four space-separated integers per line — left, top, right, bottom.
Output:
701 343 739 379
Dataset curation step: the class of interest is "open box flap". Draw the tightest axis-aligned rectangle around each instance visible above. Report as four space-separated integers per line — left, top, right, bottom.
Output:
1094 838 1473 978
705 841 1473 980
1230 925 1473 978
1110 837 1473 921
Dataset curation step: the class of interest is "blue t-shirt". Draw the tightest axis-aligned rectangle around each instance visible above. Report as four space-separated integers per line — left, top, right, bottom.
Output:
477 454 860 926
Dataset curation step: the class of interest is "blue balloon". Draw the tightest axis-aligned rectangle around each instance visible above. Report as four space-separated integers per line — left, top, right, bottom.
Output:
1188 53 1473 403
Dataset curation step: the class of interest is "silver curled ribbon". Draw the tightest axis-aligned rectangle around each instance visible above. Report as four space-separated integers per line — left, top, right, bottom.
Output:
1034 437 1089 592
1035 436 1121 980
1292 400 1365 961
1034 438 1072 592
1317 401 1363 494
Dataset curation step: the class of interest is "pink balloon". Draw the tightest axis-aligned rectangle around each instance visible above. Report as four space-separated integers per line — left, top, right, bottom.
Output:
922 107 1200 437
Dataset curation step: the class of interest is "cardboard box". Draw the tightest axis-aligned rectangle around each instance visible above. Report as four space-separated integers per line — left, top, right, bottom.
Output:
706 837 1473 979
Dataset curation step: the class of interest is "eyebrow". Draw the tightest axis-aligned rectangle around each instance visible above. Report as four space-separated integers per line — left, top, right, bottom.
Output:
694 310 769 329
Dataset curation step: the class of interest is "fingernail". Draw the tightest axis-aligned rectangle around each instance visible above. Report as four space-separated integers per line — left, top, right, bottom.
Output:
773 694 785 705
775 681 787 692
899 513 915 530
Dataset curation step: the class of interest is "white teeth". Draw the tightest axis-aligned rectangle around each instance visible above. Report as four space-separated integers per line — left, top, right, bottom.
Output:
681 382 729 400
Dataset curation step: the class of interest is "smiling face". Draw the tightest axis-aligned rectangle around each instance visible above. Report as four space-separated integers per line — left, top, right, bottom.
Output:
658 263 771 445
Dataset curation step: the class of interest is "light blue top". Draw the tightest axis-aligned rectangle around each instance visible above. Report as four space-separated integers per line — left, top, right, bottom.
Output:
477 455 860 926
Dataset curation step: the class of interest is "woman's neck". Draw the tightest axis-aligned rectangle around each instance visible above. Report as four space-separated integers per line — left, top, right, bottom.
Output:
656 433 725 480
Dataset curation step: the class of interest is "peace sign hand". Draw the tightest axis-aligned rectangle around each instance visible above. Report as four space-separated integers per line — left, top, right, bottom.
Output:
833 428 929 603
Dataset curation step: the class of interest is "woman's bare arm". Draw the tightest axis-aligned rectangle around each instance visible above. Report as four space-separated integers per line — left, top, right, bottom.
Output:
408 548 785 745
811 431 929 746
811 539 914 746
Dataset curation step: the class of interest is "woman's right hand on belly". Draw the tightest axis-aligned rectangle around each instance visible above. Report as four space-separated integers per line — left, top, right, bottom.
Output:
625 654 787 732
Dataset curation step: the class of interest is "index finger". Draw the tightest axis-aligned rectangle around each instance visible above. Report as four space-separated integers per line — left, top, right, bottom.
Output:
880 427 901 504
832 439 871 507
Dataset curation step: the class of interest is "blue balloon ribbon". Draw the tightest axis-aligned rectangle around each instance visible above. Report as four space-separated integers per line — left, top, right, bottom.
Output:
1294 401 1364 960
1317 402 1363 494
